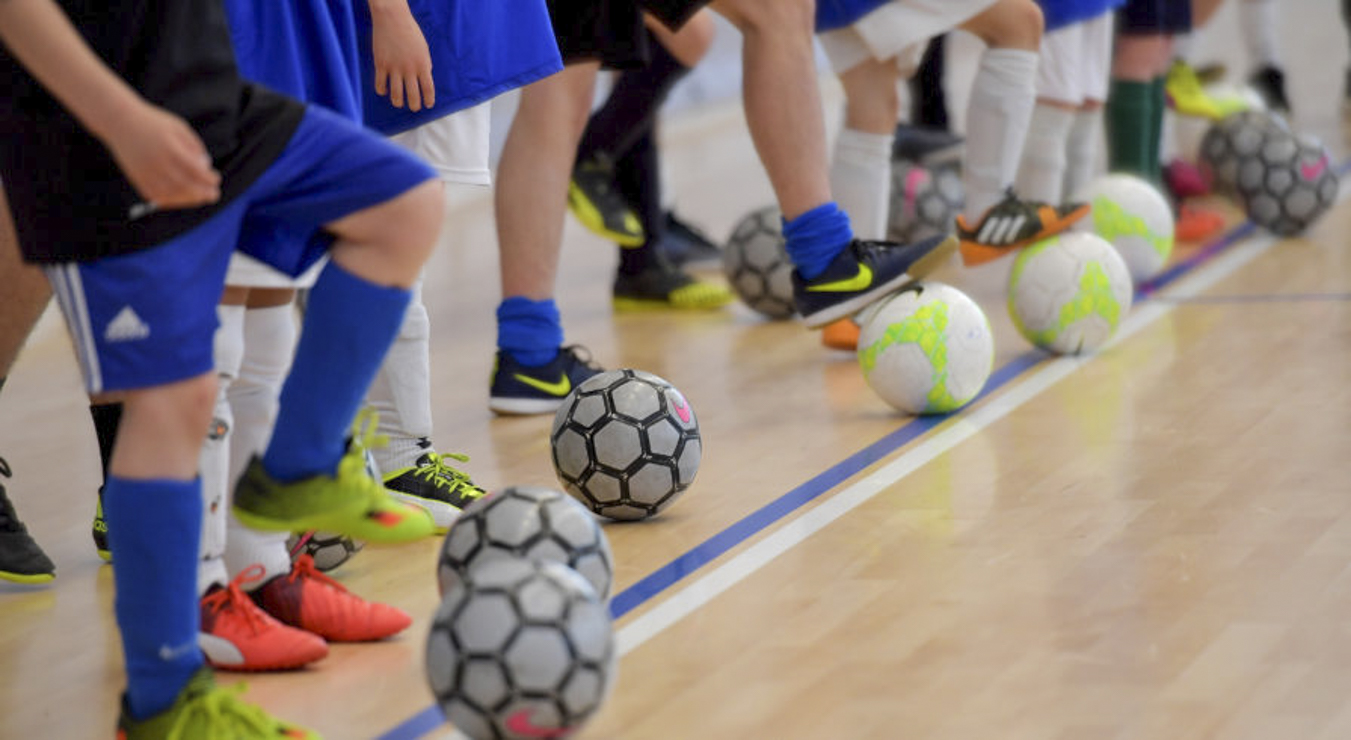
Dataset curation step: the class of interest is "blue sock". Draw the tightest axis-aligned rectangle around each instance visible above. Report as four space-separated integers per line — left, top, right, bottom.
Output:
104 476 204 719
782 202 854 280
263 262 411 482
497 297 563 367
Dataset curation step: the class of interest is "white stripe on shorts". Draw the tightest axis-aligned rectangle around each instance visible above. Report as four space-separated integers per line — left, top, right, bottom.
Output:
46 263 103 394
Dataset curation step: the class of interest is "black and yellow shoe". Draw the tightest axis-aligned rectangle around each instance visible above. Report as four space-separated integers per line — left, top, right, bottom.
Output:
382 441 486 533
0 457 55 585
488 345 604 416
661 212 722 267
117 667 319 739
613 264 734 312
569 158 644 246
955 189 1090 267
93 486 111 562
792 235 957 329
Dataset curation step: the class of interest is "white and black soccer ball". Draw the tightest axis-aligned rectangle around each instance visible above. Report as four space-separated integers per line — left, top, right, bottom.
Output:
888 161 964 243
551 369 701 522
1198 109 1289 198
426 557 616 740
1234 129 1339 236
287 530 365 572
722 206 796 319
438 485 614 601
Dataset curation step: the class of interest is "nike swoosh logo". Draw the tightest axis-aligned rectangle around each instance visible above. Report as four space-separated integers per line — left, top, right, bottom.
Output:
1301 158 1328 181
504 709 573 738
806 262 873 293
671 392 692 424
513 372 572 397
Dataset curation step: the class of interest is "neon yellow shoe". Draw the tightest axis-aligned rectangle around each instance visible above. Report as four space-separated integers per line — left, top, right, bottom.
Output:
232 411 434 544
117 667 319 739
568 158 644 247
1166 60 1250 121
612 264 734 311
382 444 486 533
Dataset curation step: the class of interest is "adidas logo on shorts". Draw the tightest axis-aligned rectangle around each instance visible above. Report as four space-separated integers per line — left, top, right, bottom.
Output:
105 306 150 342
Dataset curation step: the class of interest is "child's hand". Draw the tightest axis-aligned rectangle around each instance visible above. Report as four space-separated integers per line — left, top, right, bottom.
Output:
102 103 221 212
370 1 434 111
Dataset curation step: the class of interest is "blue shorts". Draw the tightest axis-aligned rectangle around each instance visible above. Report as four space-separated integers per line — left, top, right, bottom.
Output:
44 105 435 394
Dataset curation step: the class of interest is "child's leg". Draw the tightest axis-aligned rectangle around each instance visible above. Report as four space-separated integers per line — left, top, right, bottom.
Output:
1107 33 1172 186
835 56 903 241
197 303 244 596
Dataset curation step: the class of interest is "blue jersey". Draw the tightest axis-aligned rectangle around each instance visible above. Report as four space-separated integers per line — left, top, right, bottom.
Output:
355 0 563 135
816 0 890 32
224 0 364 122
1037 0 1127 31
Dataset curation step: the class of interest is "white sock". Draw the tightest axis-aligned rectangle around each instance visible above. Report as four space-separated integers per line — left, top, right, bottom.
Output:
1241 0 1280 69
366 275 435 474
223 304 297 586
1014 104 1074 204
198 304 244 596
1063 107 1104 200
829 127 895 241
964 48 1039 220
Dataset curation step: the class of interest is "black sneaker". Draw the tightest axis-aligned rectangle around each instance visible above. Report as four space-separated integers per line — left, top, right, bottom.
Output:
792 235 958 328
568 156 644 247
382 439 486 533
892 124 965 168
489 345 605 415
613 263 733 311
93 485 110 561
1247 65 1291 113
0 457 55 584
661 212 722 267
955 188 1090 266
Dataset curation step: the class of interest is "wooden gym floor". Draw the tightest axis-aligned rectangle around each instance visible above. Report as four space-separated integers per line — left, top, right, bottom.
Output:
2 4 1350 738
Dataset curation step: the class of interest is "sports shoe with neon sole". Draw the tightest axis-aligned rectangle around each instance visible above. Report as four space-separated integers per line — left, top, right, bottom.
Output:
612 264 734 311
792 235 958 329
252 554 411 642
232 413 434 544
820 317 862 351
200 566 329 672
1175 203 1225 242
1166 60 1250 121
93 488 111 562
489 345 604 416
116 667 318 739
383 445 486 533
569 158 644 247
0 459 55 585
955 189 1090 266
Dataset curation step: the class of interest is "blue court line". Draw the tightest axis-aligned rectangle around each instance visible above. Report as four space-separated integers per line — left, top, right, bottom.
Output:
1154 291 1351 304
380 167 1345 740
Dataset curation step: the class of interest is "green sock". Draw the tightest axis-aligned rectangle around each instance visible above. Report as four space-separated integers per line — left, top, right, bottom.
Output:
1105 79 1156 185
1149 76 1167 186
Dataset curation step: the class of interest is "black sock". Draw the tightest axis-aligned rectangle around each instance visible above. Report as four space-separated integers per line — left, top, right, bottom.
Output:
577 29 690 165
614 130 667 276
910 35 950 130
89 402 124 479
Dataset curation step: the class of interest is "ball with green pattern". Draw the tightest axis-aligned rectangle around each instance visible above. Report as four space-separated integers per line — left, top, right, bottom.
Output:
1007 232 1134 355
856 281 994 415
1074 173 1174 283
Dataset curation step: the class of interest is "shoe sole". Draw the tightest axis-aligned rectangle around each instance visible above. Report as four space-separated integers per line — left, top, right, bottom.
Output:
200 634 327 672
800 235 958 329
489 396 567 416
958 205 1091 267
386 490 461 534
820 319 861 351
232 500 433 544
0 570 54 584
567 183 645 247
612 294 734 312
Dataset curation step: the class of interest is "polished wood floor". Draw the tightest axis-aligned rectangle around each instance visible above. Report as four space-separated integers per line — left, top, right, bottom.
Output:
3 5 1351 739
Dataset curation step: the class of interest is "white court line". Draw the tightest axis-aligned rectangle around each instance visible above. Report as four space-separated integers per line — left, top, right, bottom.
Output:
615 228 1286 656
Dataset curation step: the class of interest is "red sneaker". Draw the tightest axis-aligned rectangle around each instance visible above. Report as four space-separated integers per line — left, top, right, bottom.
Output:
199 566 329 672
252 554 412 642
1175 203 1225 242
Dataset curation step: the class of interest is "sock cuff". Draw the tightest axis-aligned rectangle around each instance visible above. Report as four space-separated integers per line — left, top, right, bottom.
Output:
835 128 895 161
1028 104 1076 136
496 296 561 324
977 48 1039 88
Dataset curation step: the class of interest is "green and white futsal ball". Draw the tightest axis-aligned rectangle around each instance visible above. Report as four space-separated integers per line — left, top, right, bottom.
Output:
1075 173 1175 282
856 282 994 415
1008 232 1134 355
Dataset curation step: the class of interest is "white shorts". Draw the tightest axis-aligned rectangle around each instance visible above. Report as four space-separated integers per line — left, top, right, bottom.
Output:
225 103 492 288
1035 12 1113 106
818 0 996 76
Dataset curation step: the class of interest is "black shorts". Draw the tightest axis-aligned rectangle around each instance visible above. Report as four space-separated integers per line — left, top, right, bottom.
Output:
546 0 709 69
1116 0 1192 35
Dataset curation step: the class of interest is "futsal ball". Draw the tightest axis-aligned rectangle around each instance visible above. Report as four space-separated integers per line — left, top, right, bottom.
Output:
1198 109 1289 198
438 485 614 601
1234 129 1339 236
551 369 701 522
1075 173 1175 282
856 281 994 415
286 530 365 572
426 556 615 740
888 161 964 243
722 206 796 319
1008 232 1134 355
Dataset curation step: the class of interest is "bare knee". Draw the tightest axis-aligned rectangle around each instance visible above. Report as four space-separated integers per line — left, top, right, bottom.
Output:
327 178 444 288
1112 34 1172 80
712 0 814 39
115 373 219 478
841 59 902 134
963 0 1044 50
518 63 600 142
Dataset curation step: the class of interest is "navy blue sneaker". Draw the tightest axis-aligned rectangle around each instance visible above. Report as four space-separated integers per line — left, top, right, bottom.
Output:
792 235 957 328
489 346 605 415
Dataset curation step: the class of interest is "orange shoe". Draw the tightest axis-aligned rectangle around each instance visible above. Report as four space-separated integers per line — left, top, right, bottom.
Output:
956 189 1091 266
199 566 329 672
821 317 861 351
1175 204 1225 242
252 554 411 642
